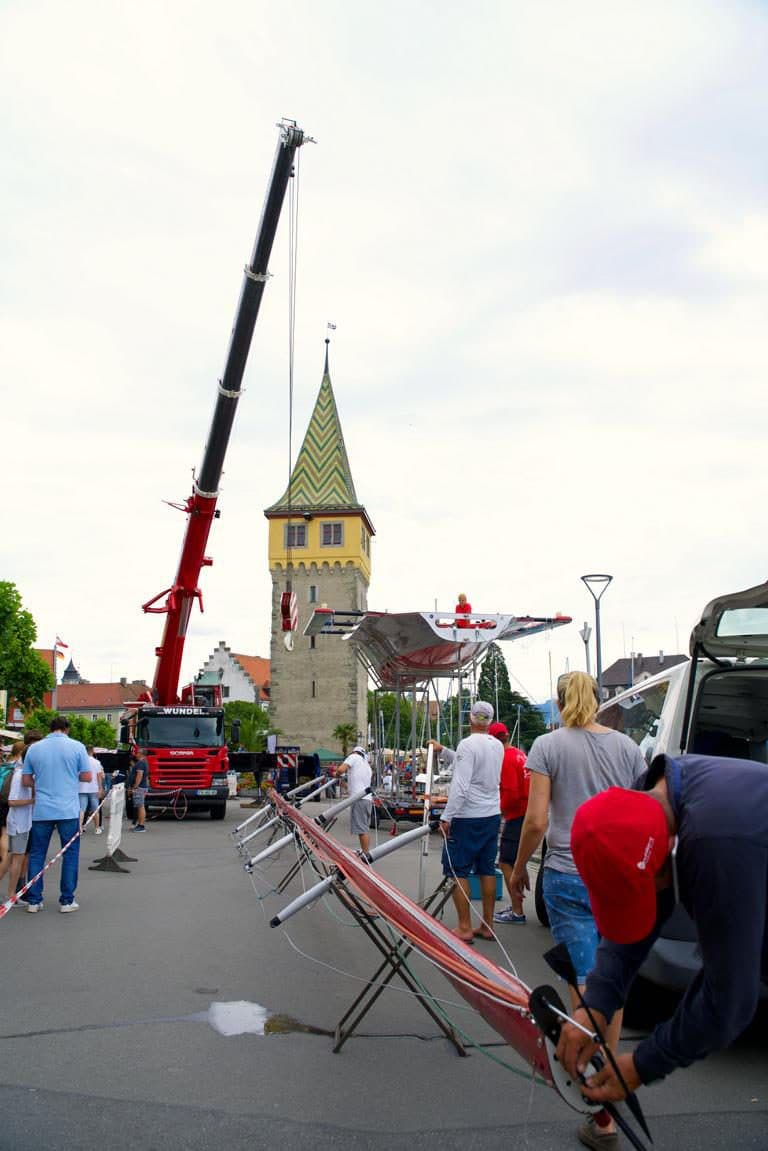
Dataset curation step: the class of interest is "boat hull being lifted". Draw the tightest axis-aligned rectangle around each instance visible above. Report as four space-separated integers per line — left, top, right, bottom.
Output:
304 609 572 689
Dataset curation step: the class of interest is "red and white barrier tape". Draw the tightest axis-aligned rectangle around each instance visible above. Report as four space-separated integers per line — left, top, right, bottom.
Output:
0 793 110 920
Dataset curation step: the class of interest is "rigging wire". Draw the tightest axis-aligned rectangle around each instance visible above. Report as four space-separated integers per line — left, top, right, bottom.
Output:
285 147 301 589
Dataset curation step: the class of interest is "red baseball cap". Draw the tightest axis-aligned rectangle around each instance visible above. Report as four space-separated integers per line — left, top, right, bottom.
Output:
488 722 508 738
570 788 670 944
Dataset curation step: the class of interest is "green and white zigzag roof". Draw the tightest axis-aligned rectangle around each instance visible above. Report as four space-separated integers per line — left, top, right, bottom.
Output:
265 353 365 517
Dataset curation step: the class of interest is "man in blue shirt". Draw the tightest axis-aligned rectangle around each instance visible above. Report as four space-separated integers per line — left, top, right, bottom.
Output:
22 716 92 913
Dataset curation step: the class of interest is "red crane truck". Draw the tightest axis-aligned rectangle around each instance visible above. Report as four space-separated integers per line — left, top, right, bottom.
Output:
120 121 308 819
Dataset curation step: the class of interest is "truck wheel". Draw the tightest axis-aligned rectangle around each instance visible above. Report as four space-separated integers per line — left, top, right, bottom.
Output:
210 802 227 821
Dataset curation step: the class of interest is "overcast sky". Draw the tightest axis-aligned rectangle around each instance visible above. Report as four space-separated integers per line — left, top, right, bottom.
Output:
3 0 768 704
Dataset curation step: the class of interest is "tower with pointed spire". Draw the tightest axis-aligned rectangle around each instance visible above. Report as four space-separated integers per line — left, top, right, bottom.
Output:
264 341 374 752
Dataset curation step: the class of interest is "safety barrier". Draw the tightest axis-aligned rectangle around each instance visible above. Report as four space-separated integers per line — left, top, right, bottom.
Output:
89 783 137 873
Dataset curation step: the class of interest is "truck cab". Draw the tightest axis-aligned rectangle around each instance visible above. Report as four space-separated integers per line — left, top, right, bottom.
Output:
122 704 230 820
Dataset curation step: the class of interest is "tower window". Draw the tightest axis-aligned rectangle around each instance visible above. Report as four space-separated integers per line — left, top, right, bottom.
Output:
309 584 318 603
310 636 316 650
320 522 343 547
284 524 307 548
311 680 317 698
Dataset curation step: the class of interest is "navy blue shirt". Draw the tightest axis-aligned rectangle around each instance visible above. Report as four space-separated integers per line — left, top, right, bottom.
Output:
129 758 149 790
584 753 768 1083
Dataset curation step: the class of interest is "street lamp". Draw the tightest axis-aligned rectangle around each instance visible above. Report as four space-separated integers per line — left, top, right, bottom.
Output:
581 574 613 698
578 621 592 676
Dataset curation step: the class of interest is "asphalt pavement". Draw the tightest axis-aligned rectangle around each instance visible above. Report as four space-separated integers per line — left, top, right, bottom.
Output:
1 800 766 1151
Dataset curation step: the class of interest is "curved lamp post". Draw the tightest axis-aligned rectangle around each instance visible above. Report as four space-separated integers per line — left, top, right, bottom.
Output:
581 575 613 698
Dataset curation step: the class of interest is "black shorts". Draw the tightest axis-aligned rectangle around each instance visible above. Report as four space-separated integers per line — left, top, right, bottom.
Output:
498 816 524 865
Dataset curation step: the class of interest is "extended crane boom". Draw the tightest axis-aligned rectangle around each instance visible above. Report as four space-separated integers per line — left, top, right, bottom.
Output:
142 121 307 704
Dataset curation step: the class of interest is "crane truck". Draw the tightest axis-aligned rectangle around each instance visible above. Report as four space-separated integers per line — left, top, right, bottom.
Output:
119 121 308 819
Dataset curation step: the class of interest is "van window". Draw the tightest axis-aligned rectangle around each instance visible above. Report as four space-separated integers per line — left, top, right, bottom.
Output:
599 679 671 763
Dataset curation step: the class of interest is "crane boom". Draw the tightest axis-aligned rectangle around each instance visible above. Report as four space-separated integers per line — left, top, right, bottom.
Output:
143 121 307 704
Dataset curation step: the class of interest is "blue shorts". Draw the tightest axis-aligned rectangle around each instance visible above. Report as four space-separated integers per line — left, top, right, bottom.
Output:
542 868 599 985
79 793 99 815
442 815 501 879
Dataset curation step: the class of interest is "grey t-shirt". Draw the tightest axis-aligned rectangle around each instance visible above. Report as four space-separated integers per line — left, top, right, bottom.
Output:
527 727 646 875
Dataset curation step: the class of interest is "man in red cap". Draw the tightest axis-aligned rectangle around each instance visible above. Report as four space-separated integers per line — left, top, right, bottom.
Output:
557 752 768 1102
488 721 529 925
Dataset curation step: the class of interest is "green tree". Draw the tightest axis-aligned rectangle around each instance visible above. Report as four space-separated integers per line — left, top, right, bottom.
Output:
0 582 54 709
23 708 117 748
223 700 271 751
66 715 117 748
477 643 547 750
367 691 413 749
23 706 56 737
332 722 357 756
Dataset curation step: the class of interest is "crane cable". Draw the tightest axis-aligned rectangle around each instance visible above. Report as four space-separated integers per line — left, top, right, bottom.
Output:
284 148 301 649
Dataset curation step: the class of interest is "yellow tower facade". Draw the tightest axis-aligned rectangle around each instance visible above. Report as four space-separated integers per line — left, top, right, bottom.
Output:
264 343 374 753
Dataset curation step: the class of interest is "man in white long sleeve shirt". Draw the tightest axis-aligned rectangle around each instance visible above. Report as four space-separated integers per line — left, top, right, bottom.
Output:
432 701 503 941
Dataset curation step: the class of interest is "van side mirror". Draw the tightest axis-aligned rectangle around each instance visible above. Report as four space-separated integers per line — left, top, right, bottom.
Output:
231 719 241 743
119 722 130 745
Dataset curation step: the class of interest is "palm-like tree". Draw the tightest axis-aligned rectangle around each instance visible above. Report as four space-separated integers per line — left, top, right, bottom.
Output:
332 722 357 756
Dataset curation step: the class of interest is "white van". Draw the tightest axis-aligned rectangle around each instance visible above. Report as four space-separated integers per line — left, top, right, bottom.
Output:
597 579 768 993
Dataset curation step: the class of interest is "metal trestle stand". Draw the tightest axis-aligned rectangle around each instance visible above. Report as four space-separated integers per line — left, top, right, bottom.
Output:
330 876 466 1057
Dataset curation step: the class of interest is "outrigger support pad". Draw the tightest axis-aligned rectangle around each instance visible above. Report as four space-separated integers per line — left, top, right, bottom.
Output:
269 875 337 927
244 831 294 872
361 824 430 864
316 787 372 826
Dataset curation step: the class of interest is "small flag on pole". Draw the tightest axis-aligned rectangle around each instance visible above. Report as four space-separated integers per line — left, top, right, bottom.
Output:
327 322 336 330
55 636 68 658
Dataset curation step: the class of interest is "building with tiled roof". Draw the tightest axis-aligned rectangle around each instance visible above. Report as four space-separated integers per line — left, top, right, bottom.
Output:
56 679 150 732
264 341 374 753
4 651 148 734
196 642 270 706
601 652 688 698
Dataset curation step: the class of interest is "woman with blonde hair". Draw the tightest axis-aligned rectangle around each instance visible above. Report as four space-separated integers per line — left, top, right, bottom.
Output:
509 672 645 1151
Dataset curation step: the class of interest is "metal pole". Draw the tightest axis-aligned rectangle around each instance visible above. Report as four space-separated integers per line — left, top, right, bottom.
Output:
579 622 592 677
581 576 613 699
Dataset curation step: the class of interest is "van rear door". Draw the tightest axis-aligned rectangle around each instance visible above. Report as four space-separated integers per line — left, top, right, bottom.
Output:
691 579 768 660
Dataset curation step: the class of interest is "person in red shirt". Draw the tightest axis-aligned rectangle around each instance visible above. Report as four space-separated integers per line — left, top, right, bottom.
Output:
455 593 472 628
489 721 529 924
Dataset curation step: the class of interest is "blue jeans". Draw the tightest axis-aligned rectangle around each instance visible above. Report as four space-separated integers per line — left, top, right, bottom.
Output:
542 867 599 985
27 819 80 907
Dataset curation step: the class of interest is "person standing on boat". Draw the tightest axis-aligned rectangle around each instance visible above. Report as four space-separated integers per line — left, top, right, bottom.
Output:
433 700 503 942
334 745 372 853
455 593 472 628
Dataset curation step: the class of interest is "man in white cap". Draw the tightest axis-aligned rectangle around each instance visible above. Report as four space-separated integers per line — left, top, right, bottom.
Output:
334 744 373 853
433 701 503 941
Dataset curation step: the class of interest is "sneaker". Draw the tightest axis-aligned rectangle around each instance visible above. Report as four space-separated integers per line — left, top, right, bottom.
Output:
59 901 80 914
95 828 104 836
578 1116 619 1151
493 907 527 924
26 902 43 913
12 897 29 908
131 824 146 833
